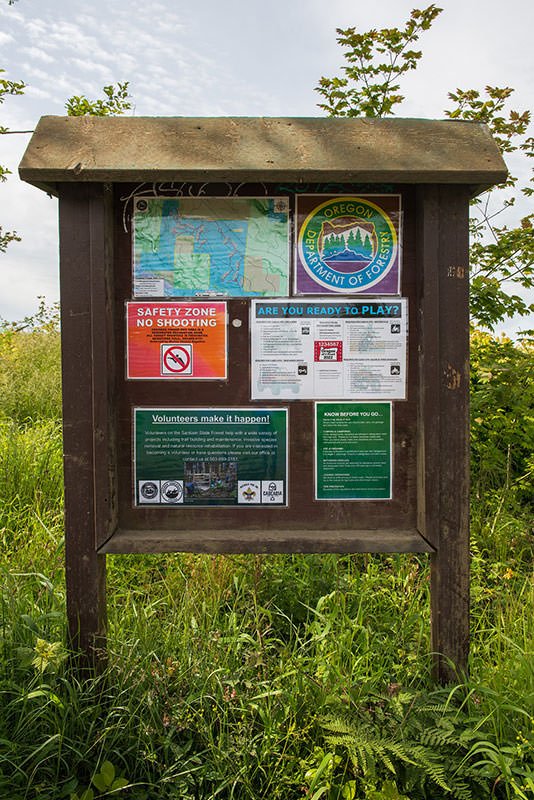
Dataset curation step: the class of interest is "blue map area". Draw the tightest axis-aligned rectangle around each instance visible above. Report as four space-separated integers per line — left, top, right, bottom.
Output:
133 197 289 297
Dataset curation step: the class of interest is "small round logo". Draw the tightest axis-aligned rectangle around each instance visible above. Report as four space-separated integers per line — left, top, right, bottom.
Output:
161 480 184 504
136 199 148 212
140 481 158 500
298 196 397 293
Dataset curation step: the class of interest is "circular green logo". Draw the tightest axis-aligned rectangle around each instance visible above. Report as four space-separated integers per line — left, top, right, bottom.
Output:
298 197 398 292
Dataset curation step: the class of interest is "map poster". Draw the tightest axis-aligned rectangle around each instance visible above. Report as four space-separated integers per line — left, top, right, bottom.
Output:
315 402 392 500
132 196 290 298
250 298 408 401
126 301 227 380
134 408 288 507
295 195 402 295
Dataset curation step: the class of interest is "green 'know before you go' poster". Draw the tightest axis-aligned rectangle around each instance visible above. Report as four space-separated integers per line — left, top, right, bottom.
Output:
315 402 392 500
134 408 288 507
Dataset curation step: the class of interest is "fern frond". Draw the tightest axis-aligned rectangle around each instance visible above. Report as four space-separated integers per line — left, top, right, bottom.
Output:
449 780 475 800
407 744 451 792
321 712 492 800
417 703 458 714
322 717 357 735
420 727 459 748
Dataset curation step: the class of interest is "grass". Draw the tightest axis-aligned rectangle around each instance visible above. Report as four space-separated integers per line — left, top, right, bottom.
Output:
0 323 532 799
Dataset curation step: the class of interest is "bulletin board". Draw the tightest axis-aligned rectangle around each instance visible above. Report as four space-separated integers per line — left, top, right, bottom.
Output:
107 184 424 554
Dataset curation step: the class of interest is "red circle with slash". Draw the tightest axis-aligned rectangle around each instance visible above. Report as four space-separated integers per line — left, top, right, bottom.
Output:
162 344 192 374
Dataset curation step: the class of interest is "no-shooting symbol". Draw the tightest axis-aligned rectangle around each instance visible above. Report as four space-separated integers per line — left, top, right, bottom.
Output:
161 344 193 375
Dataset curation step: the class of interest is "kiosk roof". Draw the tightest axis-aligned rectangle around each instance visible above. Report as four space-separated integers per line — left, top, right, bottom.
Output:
19 115 507 195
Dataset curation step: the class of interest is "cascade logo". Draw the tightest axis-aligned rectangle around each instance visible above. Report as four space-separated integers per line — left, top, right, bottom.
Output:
261 480 284 504
298 197 397 293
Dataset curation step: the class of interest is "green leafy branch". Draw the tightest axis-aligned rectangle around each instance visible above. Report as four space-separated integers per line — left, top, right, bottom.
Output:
445 86 533 328
0 68 26 250
446 85 531 197
469 217 534 327
1 73 132 253
316 5 442 118
65 82 132 117
0 69 26 136
315 6 534 330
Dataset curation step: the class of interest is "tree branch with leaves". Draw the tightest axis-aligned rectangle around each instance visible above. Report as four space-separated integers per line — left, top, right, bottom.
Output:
316 5 442 118
1 0 132 254
0 68 25 251
316 5 533 331
65 81 132 117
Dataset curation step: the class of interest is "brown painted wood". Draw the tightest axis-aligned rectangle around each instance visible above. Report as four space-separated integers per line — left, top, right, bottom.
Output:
416 186 441 550
399 188 419 517
100 528 433 554
59 183 108 666
92 184 119 549
429 185 471 682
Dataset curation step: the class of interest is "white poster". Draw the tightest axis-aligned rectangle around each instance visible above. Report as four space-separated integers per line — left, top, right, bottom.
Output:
251 298 408 401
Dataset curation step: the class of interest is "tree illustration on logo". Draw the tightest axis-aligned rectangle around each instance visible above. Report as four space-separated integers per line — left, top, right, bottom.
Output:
360 229 374 260
321 220 376 267
323 233 345 258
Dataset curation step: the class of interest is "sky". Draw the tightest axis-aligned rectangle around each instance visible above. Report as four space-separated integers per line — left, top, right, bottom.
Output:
0 0 532 333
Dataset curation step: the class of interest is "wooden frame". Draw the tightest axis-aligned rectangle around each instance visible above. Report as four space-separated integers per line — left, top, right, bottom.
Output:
21 117 506 681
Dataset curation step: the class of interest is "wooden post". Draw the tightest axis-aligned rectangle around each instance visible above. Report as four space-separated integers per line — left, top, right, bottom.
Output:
59 183 112 667
417 185 471 682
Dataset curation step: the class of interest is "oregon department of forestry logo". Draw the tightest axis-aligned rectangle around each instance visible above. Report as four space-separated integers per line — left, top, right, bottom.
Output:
298 197 398 293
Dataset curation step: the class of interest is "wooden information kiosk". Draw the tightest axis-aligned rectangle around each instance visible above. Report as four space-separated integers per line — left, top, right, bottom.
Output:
20 116 506 681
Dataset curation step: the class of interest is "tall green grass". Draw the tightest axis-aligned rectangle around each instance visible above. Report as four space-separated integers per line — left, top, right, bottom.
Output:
0 312 62 424
0 318 532 799
1 543 531 798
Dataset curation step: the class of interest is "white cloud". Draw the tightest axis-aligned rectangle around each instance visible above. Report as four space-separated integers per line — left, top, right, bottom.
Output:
25 18 51 39
68 58 113 80
24 85 55 101
24 46 57 64
0 6 24 24
21 65 56 82
46 23 115 63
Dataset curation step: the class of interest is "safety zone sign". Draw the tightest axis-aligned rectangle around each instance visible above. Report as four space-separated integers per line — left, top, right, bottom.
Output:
126 301 227 379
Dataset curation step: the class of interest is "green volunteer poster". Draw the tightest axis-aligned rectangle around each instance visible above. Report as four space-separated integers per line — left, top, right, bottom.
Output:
315 402 392 500
134 408 287 507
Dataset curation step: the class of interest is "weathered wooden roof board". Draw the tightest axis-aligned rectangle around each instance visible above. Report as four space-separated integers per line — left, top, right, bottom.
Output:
19 116 507 195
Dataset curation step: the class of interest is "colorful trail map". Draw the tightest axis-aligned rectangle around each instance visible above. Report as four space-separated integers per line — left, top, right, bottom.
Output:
133 197 290 297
